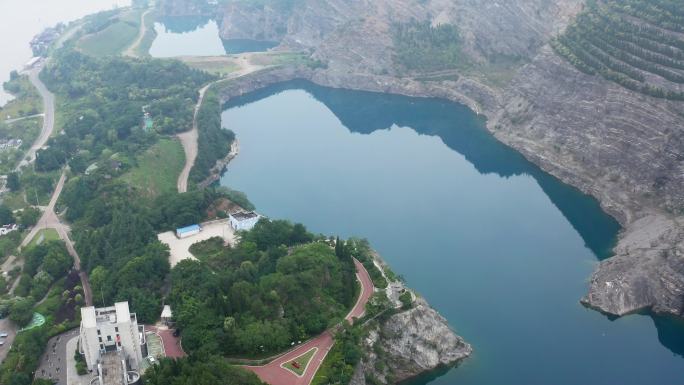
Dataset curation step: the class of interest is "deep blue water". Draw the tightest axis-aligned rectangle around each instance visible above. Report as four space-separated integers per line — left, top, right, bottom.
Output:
220 81 684 385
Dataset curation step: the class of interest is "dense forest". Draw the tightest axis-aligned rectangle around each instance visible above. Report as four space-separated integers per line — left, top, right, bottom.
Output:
552 0 684 100
37 51 213 172
392 21 465 72
172 221 358 356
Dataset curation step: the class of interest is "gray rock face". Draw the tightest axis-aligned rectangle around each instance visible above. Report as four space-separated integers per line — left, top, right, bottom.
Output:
210 0 582 72
205 0 684 333
350 297 472 385
581 215 684 317
491 46 684 317
219 3 289 41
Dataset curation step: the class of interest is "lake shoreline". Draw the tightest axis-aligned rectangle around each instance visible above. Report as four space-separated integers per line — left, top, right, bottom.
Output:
211 64 684 325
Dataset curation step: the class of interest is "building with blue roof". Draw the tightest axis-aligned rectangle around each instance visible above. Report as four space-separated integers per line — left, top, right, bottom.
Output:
175 224 201 239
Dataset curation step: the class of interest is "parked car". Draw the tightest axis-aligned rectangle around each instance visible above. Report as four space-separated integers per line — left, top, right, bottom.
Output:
0 333 8 338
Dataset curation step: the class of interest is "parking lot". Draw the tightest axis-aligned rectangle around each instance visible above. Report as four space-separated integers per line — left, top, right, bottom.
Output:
158 219 236 267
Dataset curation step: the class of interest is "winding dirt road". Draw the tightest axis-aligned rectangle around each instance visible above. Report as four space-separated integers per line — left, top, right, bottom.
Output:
176 83 211 193
123 8 152 57
176 59 267 193
246 259 374 385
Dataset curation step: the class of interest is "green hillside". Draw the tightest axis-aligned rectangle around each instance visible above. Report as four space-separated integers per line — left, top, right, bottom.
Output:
552 0 684 100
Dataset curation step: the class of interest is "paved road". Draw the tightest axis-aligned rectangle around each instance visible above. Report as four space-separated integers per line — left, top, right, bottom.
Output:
0 317 18 364
18 66 54 170
19 171 92 306
34 328 79 385
246 259 374 385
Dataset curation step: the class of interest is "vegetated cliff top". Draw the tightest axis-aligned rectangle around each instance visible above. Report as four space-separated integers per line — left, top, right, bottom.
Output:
552 0 684 100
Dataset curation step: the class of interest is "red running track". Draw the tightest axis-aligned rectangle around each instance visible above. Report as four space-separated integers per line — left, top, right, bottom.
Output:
246 258 374 385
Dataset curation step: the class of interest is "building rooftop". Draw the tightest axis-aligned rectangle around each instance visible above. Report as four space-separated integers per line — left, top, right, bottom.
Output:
176 224 200 234
100 351 126 385
231 211 259 221
161 305 172 319
81 302 136 327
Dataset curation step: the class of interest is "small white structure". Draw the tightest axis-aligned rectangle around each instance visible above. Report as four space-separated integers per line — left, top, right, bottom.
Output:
228 211 260 231
161 305 173 326
0 224 18 236
175 224 201 239
0 139 22 149
79 302 145 374
25 57 41 69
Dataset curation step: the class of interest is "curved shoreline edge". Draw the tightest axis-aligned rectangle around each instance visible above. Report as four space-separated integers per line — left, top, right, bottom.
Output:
204 63 684 322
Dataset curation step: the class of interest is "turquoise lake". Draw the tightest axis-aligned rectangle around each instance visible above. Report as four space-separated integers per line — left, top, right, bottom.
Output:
149 16 277 57
220 81 684 385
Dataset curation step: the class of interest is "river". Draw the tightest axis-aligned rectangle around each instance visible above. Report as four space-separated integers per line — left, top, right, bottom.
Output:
220 81 684 385
0 0 131 106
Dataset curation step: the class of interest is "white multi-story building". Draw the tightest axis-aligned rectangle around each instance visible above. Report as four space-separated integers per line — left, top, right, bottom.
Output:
80 302 145 375
228 211 260 231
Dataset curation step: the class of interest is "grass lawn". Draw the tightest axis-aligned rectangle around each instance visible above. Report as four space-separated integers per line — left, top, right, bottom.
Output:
1 76 42 121
179 56 241 76
121 138 184 196
77 9 141 56
282 347 317 376
26 228 59 249
252 51 311 67
19 312 46 332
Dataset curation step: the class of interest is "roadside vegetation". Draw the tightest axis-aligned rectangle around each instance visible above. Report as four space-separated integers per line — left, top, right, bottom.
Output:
190 87 235 184
1 72 41 119
0 72 43 173
143 355 265 385
552 0 684 100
